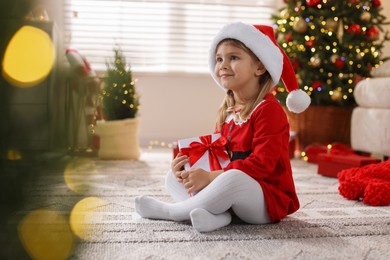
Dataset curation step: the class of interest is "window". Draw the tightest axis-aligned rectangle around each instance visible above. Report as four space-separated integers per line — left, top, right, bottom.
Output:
64 0 277 73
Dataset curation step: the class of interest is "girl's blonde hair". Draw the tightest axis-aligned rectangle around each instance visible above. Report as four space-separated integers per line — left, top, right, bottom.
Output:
216 39 274 131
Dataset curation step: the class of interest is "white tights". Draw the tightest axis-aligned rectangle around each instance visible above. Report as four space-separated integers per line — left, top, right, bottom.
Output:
135 169 270 232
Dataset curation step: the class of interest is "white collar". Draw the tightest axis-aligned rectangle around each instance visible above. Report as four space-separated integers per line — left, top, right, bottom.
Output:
225 100 265 126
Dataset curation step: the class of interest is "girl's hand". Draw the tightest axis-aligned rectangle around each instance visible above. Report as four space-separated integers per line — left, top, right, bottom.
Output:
171 153 188 183
180 168 212 194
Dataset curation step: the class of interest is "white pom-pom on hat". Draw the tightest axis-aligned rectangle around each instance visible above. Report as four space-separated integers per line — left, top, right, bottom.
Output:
286 89 312 113
208 22 311 113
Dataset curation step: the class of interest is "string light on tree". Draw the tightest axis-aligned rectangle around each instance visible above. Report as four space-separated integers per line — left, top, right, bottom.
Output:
273 0 388 107
100 49 140 120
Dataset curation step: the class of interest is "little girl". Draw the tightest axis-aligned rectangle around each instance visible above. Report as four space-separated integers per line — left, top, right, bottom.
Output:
135 22 311 232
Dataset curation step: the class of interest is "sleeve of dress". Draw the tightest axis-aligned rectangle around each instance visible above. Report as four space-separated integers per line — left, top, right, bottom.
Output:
223 101 289 181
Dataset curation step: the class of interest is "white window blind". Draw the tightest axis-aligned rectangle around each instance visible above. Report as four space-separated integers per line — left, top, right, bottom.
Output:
64 0 277 73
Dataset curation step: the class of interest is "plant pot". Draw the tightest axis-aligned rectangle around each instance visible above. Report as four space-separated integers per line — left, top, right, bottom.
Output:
284 106 354 152
96 118 140 160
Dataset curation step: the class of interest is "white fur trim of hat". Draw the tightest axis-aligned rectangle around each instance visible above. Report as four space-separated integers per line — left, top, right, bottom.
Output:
208 22 310 113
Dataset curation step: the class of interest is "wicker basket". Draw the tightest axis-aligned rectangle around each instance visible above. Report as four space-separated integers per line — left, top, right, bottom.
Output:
96 118 140 160
284 106 354 152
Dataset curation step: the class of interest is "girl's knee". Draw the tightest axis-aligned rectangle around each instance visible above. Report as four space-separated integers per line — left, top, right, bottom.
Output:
219 169 252 183
165 170 175 188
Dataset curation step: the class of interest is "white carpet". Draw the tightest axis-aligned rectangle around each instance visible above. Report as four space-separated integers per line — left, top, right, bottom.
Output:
15 149 390 259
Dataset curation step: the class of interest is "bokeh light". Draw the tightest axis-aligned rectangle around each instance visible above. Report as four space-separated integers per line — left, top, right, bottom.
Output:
70 197 108 240
18 209 74 260
64 158 98 193
2 25 55 88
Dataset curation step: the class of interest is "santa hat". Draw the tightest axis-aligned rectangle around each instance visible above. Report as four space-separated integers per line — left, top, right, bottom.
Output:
208 22 311 113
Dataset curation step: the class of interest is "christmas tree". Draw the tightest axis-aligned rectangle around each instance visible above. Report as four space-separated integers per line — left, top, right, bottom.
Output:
100 49 140 120
273 0 388 106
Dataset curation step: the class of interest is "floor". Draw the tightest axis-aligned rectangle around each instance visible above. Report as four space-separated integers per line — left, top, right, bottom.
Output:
1 149 390 259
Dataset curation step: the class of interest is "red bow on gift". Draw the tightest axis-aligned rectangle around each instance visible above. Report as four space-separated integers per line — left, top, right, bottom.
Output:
180 135 229 171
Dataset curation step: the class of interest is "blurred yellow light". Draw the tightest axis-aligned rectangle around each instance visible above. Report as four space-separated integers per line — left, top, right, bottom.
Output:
18 210 74 260
2 25 55 88
70 197 109 240
64 159 97 193
7 148 22 160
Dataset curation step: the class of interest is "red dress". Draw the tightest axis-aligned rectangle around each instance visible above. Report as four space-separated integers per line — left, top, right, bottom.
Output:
217 93 299 222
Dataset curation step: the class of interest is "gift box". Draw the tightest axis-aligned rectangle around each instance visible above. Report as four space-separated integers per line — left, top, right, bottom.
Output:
317 153 381 178
178 133 230 171
304 144 327 163
305 142 356 164
172 141 179 159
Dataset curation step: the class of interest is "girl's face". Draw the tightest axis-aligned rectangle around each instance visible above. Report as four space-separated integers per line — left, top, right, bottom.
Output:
214 41 265 97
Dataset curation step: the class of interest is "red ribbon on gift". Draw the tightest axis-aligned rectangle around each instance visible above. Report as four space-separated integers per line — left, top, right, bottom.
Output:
180 135 229 171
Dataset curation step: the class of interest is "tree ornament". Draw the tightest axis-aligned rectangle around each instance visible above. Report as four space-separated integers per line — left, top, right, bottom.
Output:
334 57 346 69
354 75 363 86
293 17 308 33
311 80 322 90
294 2 303 13
330 54 339 63
306 0 320 7
325 18 338 32
360 12 371 22
347 24 361 35
331 89 343 101
372 0 381 8
285 31 294 42
310 55 321 67
280 8 290 19
305 39 315 47
366 26 379 40
337 20 344 43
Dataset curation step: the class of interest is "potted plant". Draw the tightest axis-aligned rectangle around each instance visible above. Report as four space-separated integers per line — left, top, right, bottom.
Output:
96 49 141 159
272 0 388 151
